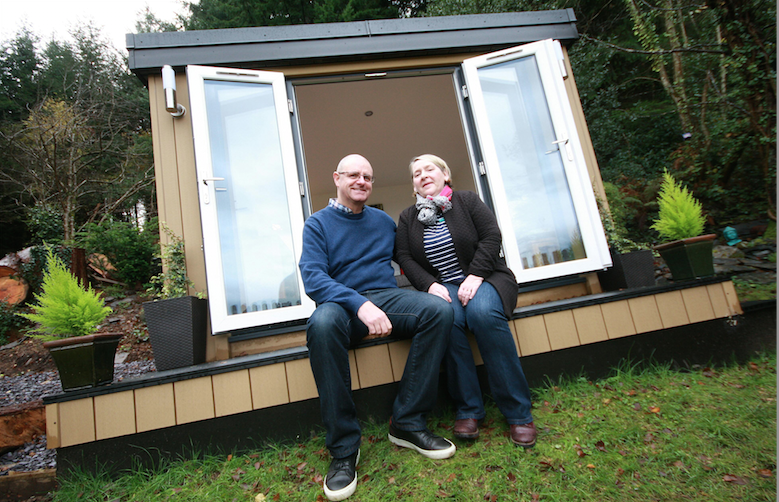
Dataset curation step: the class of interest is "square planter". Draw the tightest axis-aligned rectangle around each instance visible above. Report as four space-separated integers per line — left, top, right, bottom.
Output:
143 296 208 371
598 249 656 291
43 333 123 391
654 234 716 281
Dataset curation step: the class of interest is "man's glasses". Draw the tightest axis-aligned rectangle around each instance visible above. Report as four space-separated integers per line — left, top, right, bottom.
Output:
337 171 374 183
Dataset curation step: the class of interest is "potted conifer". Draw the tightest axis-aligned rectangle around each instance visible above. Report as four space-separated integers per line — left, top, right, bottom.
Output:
21 249 121 391
651 171 716 280
143 225 207 371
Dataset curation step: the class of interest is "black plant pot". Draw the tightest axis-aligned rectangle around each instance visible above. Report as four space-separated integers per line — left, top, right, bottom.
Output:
143 296 208 371
43 332 123 391
598 249 656 291
654 234 716 281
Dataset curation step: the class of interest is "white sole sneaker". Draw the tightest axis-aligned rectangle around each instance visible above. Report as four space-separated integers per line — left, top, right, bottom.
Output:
323 449 359 501
388 433 456 460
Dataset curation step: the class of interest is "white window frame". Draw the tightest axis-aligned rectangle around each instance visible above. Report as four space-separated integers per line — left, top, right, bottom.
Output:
461 39 610 283
187 65 315 333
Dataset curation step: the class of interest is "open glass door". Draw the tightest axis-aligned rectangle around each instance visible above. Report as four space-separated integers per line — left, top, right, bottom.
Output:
461 39 610 283
187 66 315 334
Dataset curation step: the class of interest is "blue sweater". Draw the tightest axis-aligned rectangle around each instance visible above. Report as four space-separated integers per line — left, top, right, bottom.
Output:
299 205 398 315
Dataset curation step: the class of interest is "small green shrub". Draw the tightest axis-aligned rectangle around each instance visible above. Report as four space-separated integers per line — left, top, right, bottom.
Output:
20 245 73 296
80 217 160 287
21 249 112 341
24 203 63 245
651 171 706 241
146 224 195 300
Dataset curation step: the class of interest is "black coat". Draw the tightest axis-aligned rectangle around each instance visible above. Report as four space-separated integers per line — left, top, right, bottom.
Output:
395 190 518 318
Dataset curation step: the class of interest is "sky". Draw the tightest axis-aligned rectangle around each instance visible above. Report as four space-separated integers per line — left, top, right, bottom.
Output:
0 0 187 53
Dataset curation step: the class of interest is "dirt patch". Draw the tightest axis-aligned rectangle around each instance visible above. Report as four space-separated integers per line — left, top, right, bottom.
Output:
0 294 155 378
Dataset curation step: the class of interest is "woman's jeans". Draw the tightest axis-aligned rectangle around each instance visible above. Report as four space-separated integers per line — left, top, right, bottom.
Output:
443 282 533 425
307 288 453 459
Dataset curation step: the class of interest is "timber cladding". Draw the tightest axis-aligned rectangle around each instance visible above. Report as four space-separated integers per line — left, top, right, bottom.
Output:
45 281 742 449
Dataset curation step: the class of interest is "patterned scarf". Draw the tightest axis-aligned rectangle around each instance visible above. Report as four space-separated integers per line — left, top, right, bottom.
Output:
416 185 453 226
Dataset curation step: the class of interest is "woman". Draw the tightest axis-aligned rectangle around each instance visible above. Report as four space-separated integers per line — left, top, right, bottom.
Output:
395 154 536 447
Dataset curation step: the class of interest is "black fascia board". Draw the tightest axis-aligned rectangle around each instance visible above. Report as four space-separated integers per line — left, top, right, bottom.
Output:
127 10 578 80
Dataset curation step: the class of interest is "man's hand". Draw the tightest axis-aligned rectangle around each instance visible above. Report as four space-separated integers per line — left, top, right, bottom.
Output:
457 274 484 306
427 282 452 303
357 301 393 339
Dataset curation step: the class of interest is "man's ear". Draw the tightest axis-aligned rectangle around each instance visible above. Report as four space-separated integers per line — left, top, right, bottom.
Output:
333 171 339 186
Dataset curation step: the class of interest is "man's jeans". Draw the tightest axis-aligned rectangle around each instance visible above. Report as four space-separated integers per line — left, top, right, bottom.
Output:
307 288 453 459
442 282 533 425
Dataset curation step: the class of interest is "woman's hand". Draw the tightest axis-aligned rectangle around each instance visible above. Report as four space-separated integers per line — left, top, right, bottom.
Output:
427 282 452 303
458 274 484 306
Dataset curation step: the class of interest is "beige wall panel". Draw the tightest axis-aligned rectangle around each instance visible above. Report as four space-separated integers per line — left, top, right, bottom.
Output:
544 311 580 351
45 404 60 449
135 384 177 433
388 340 412 382
572 305 608 345
174 377 215 424
354 345 394 388
655 291 690 328
94 392 137 440
230 331 307 357
467 332 484 366
628 296 663 333
682 287 716 324
508 321 522 357
721 281 743 315
286 358 319 402
583 273 603 294
348 351 359 390
266 53 481 78
706 283 731 318
516 283 589 308
601 300 637 339
249 364 290 409
59 398 95 448
213 370 253 417
514 316 551 356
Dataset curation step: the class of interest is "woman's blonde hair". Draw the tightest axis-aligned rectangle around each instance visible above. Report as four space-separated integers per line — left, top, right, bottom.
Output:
409 154 452 187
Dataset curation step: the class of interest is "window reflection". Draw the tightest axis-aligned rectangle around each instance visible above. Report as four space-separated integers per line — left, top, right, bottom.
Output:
204 80 302 315
477 57 586 269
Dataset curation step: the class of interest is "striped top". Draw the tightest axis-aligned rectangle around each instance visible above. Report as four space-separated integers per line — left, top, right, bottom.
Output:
423 216 465 284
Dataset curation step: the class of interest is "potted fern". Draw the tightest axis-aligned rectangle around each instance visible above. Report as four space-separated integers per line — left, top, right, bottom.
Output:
21 249 121 391
651 171 716 280
143 225 207 371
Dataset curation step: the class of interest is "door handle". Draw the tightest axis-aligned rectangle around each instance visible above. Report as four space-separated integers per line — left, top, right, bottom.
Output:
201 177 225 204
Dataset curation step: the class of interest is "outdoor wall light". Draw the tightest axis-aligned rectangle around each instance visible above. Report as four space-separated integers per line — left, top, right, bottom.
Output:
162 65 186 118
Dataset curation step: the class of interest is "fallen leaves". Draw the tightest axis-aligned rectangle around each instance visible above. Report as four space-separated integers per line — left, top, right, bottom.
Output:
723 474 748 485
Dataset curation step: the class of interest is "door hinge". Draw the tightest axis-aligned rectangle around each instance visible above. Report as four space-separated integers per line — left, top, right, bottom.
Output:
461 85 469 99
288 99 294 113
478 161 486 175
299 182 305 195
554 40 568 79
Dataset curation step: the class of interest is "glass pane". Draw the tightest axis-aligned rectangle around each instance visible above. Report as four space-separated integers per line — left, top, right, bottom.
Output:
204 80 302 316
477 56 586 270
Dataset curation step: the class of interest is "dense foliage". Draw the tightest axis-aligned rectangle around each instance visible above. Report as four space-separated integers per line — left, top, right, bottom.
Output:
146 224 195 300
21 249 111 340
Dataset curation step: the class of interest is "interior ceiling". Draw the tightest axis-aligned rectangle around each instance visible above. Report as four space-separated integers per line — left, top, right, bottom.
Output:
294 73 473 197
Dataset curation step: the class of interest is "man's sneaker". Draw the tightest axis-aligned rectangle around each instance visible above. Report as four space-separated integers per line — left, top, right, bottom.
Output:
323 449 359 501
388 420 456 459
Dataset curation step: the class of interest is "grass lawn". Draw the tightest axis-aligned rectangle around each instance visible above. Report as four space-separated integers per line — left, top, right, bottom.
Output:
54 353 776 501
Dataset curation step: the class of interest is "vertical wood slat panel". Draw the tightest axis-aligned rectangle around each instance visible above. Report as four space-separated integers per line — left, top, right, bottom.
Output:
94 392 136 440
721 281 744 315
572 305 608 345
682 287 716 324
388 340 412 382
655 291 690 328
348 351 359 390
514 316 550 355
174 377 215 425
508 321 521 357
706 283 730 318
628 296 663 333
286 358 318 401
213 370 253 417
544 311 580 351
354 345 394 388
135 384 176 433
249 364 290 409
59 398 95 448
601 300 636 339
45 404 60 449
